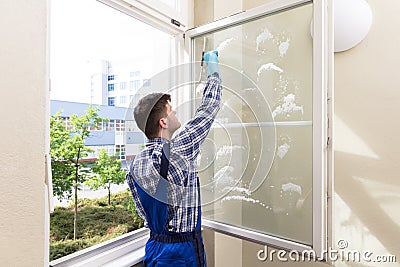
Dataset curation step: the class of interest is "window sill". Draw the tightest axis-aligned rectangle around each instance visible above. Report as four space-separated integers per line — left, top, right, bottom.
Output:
49 228 149 267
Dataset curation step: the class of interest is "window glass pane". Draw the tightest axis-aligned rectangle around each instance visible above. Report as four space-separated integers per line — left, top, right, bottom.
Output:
120 81 127 90
130 80 141 90
130 71 140 77
108 97 115 106
193 3 313 245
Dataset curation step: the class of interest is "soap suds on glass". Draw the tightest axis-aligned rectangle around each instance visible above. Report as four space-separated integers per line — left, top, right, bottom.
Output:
213 166 235 187
216 38 235 53
279 38 290 57
272 93 304 118
277 143 290 159
222 186 251 196
256 28 274 52
257 63 283 77
221 195 270 210
281 182 302 195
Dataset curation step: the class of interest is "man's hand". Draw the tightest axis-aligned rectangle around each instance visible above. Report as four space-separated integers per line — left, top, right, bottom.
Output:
204 50 220 78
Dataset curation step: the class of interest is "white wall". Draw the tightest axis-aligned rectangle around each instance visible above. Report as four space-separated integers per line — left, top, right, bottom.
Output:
333 0 400 264
0 0 48 266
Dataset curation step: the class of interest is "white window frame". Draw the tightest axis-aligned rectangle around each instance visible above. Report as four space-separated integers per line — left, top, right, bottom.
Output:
49 228 149 267
96 0 193 35
185 0 333 259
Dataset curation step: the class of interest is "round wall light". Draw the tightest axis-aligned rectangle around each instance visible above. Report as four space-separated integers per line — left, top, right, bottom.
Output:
334 0 373 52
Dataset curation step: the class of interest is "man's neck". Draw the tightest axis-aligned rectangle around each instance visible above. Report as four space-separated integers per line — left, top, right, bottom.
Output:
160 130 172 140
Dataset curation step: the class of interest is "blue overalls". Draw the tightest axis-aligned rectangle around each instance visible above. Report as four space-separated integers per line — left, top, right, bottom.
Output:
133 143 206 267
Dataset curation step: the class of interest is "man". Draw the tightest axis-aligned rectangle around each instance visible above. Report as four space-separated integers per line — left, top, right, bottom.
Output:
126 51 221 267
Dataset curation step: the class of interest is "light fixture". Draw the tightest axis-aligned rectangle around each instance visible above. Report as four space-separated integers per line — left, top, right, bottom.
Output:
334 0 372 52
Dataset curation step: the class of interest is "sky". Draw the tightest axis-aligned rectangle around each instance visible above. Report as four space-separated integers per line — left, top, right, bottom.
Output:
50 0 168 103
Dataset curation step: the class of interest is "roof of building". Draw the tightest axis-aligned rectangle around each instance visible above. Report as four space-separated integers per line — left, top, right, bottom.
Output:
51 100 134 120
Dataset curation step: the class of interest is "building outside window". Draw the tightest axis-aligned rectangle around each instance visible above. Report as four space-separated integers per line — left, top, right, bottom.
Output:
108 97 115 106
120 95 127 105
115 144 126 160
129 80 141 90
85 145 115 159
120 81 126 90
115 119 125 131
89 121 103 131
129 70 140 77
61 117 73 130
104 119 115 131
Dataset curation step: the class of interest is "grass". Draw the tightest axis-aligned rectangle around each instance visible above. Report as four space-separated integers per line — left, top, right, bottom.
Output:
50 189 144 261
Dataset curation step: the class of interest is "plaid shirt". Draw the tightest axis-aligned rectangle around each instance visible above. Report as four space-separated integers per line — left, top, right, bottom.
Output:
127 74 222 233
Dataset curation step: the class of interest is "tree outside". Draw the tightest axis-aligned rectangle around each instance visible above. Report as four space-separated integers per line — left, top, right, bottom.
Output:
50 105 107 240
86 148 127 205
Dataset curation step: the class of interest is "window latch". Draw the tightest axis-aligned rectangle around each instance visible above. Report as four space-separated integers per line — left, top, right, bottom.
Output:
171 19 181 27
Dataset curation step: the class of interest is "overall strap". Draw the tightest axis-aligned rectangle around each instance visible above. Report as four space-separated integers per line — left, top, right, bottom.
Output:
134 142 171 234
159 142 176 226
160 142 170 180
195 182 202 230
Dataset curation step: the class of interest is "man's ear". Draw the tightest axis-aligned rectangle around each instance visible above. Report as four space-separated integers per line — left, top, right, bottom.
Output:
159 118 168 128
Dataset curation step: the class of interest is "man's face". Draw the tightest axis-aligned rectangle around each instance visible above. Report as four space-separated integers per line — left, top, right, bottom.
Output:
165 101 181 133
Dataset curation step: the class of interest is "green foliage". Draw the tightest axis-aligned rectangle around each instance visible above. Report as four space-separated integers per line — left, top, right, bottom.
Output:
50 227 129 261
50 105 109 239
85 149 126 204
50 105 109 200
50 112 75 199
50 239 93 261
50 190 144 261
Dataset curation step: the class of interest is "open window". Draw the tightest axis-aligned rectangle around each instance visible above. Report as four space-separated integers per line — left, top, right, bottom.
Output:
185 0 332 257
49 0 183 263
49 0 332 265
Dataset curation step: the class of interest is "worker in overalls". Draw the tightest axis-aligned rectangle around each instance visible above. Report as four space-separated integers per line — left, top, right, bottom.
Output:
126 51 221 267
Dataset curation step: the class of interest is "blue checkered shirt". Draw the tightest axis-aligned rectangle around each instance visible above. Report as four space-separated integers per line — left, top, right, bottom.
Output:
127 74 222 233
